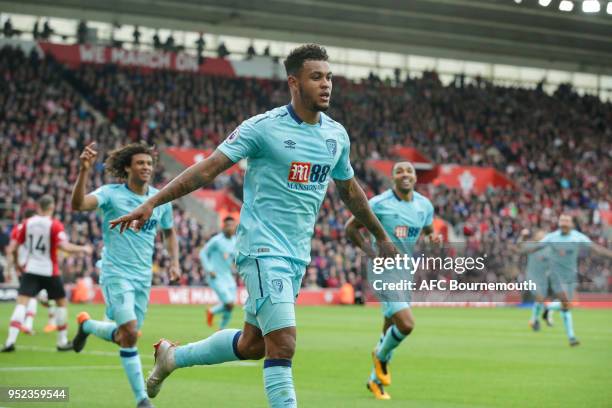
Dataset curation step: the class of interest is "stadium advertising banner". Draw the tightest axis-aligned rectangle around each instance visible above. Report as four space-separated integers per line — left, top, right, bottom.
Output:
431 165 515 193
37 42 235 76
87 286 341 306
35 42 286 79
165 147 242 175
366 161 514 194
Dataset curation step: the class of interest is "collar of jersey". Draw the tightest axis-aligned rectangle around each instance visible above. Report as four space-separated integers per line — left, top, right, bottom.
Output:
124 183 150 197
391 188 414 203
286 104 323 127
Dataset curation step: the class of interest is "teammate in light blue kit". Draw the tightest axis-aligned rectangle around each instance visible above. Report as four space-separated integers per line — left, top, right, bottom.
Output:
522 214 612 346
201 216 238 330
71 143 179 408
521 230 552 332
346 161 439 400
110 44 398 408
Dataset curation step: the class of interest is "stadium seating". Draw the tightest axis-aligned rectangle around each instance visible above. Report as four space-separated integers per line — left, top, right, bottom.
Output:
1 45 609 291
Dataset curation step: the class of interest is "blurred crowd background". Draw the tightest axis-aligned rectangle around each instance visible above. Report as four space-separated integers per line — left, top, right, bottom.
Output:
1 46 610 292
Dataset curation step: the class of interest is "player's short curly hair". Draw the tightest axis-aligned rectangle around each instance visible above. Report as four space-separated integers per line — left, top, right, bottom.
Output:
104 143 156 179
283 44 329 76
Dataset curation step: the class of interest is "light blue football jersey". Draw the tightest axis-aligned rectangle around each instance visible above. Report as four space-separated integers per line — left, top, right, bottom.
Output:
199 232 237 279
526 245 550 276
369 189 434 255
540 229 591 275
92 184 174 284
217 104 354 265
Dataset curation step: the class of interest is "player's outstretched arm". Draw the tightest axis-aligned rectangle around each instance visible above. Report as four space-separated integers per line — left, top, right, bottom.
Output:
59 241 93 255
72 142 99 211
110 149 234 232
162 228 181 281
514 229 545 254
591 243 612 259
335 177 398 258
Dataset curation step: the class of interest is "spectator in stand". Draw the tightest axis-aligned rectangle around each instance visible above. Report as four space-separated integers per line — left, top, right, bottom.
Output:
246 43 256 59
217 42 229 59
77 20 87 44
3 18 13 38
1 44 609 291
41 20 53 40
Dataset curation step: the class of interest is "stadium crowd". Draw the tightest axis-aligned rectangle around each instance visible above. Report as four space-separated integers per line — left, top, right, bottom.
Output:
1 46 610 292
0 47 208 286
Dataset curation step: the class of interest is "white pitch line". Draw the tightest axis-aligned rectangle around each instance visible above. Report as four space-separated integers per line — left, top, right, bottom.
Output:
0 365 121 372
6 346 258 367
17 345 152 358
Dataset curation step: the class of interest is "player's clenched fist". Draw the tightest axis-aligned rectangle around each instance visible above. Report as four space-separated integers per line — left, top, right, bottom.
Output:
79 142 98 170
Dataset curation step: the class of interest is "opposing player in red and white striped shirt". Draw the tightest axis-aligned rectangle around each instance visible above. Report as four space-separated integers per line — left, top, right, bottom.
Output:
2 195 92 352
5 209 38 335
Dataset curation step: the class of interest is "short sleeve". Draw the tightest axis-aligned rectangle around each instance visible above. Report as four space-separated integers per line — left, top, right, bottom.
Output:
10 225 19 241
578 232 592 244
424 201 434 226
51 220 67 245
217 118 263 163
160 203 174 230
15 223 26 244
369 196 383 218
331 132 354 181
540 233 553 244
200 238 217 271
91 185 111 210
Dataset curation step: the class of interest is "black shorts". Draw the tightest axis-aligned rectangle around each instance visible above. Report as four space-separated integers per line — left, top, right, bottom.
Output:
18 273 66 300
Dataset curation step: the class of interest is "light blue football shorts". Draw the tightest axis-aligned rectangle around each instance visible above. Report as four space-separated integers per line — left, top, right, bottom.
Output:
101 276 150 329
237 255 306 335
209 276 238 305
381 301 411 319
548 269 577 300
527 268 550 298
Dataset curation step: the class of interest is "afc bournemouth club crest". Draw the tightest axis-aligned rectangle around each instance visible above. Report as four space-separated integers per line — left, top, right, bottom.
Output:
326 139 337 157
272 279 284 293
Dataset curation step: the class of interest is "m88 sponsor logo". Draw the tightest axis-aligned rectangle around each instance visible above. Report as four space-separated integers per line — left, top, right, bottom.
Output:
288 162 331 183
394 225 420 239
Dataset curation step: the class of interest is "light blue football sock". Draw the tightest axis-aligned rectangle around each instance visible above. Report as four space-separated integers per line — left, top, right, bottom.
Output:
210 304 225 315
561 310 576 339
531 302 543 321
376 325 407 362
263 359 297 408
547 301 562 311
369 332 385 383
219 309 232 330
174 329 243 368
119 347 147 403
370 333 384 382
369 368 379 383
83 319 117 342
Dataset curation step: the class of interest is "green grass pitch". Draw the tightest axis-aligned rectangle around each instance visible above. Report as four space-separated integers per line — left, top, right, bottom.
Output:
0 304 610 407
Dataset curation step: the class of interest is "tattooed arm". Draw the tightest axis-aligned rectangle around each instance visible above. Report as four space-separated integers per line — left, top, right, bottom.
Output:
110 150 234 232
336 177 398 258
